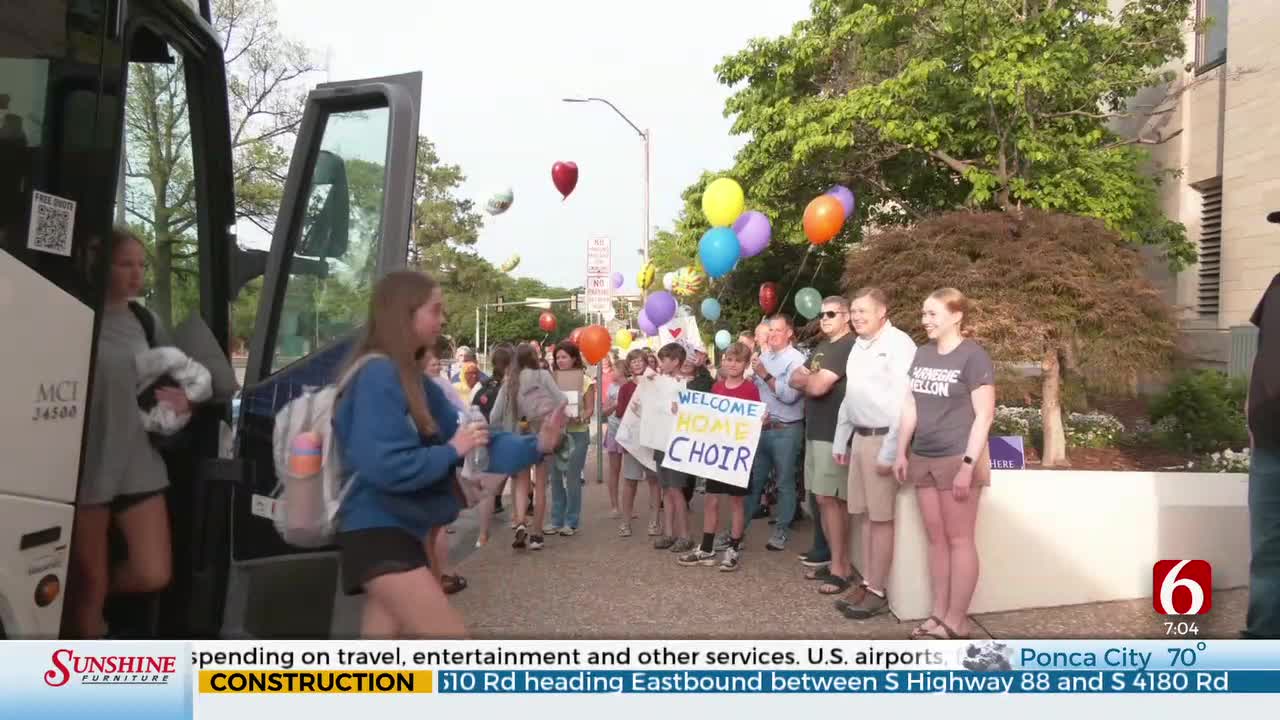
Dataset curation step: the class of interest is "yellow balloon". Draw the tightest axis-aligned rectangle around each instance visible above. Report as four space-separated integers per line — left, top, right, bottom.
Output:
614 329 633 350
636 261 656 290
702 177 745 228
672 266 705 297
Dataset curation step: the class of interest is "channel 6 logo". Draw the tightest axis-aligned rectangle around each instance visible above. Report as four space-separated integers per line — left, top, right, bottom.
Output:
1153 560 1213 615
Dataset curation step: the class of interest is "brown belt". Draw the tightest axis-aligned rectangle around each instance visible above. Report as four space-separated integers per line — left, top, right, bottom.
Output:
853 426 890 437
762 420 802 431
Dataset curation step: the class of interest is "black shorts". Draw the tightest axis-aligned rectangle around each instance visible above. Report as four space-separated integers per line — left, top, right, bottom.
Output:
705 479 750 497
336 527 428 596
110 489 165 513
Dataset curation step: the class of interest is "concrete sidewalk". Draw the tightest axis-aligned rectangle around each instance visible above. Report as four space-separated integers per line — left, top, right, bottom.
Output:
446 456 1247 640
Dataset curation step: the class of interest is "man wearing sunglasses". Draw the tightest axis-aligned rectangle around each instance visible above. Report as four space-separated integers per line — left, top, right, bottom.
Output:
789 297 857 594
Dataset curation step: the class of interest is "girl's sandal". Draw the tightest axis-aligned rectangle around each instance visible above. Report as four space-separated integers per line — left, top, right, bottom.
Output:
910 616 945 639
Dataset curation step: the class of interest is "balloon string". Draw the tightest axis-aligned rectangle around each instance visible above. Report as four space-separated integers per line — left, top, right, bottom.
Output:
778 245 814 312
810 255 826 284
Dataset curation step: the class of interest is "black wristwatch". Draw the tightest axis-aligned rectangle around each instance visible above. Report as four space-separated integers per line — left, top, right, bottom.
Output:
762 372 774 383
962 455 974 466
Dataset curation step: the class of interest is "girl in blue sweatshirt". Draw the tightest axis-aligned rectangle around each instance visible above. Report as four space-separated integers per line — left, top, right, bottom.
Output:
332 271 566 638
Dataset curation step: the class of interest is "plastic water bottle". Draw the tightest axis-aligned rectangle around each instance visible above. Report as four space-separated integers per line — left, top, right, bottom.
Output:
467 405 488 472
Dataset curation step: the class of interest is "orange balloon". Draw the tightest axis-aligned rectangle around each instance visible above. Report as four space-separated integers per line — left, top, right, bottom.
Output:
578 325 612 365
803 194 845 245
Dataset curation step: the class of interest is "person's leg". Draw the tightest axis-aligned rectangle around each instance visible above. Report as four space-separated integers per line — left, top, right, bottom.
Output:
1246 446 1280 638
938 487 982 638
646 474 662 532
363 568 466 638
817 495 850 589
672 484 690 541
729 496 746 542
620 477 638 534
359 591 399 639
513 470 530 527
768 426 803 547
802 492 831 563
110 494 172 595
531 457 552 545
547 451 568 532
66 505 111 638
702 494 721 538
565 431 590 529
915 484 949 633
607 452 623 517
744 433 776 532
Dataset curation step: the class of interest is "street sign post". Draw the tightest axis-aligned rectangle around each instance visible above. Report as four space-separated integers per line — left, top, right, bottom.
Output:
584 235 611 490
585 235 611 316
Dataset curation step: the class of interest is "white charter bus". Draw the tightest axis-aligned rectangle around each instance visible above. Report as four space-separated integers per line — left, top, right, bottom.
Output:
0 0 422 638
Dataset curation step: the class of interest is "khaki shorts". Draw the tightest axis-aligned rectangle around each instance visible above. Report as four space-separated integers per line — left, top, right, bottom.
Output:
805 440 845 499
907 447 991 490
846 433 898 522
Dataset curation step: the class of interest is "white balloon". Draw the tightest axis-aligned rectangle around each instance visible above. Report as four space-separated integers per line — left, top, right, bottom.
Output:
662 272 676 291
603 305 616 321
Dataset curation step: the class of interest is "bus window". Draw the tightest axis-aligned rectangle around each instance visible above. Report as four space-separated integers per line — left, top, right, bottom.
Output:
271 108 390 372
118 44 205 330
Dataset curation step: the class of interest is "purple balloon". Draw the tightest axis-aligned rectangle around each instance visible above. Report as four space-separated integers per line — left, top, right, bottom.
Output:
826 185 855 220
611 271 624 289
638 309 658 337
733 210 772 258
644 290 677 326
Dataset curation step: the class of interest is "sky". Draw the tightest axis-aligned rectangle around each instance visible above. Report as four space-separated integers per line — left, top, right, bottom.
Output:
272 0 811 292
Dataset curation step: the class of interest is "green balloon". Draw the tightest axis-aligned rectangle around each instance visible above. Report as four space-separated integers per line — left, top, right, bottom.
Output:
795 287 823 320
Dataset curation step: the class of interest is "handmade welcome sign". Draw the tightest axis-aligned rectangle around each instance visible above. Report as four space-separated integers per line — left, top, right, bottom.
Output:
660 389 765 488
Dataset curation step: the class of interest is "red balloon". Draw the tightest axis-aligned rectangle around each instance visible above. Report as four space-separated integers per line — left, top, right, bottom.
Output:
579 325 612 365
759 282 780 315
803 194 845 245
552 161 578 199
538 311 557 333
568 327 585 345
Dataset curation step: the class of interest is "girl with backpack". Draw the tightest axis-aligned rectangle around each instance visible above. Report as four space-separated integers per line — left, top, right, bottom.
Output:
491 343 568 552
333 272 566 638
471 343 515 547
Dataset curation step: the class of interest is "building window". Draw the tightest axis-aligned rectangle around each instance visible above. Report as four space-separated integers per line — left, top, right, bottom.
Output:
1196 0 1228 73
1197 181 1222 318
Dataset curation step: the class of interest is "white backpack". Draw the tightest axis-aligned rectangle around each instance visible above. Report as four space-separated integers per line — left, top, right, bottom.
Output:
269 352 386 548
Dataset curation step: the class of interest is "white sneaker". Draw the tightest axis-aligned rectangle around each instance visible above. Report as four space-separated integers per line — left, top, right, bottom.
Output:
559 527 576 537
542 524 559 535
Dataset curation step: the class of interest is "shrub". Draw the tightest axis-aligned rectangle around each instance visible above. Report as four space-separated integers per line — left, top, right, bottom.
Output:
1148 370 1248 454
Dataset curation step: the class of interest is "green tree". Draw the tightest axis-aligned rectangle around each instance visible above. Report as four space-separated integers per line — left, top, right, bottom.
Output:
841 210 1178 467
125 0 316 328
714 0 1199 267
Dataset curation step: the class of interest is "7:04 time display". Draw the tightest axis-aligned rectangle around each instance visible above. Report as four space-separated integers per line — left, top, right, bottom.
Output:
1164 621 1199 636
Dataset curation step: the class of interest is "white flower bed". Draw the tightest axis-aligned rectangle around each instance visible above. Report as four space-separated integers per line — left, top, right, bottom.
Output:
1205 448 1251 473
992 406 1126 449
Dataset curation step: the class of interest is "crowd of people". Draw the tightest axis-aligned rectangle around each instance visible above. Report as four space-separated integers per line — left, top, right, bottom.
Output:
322 265 1003 642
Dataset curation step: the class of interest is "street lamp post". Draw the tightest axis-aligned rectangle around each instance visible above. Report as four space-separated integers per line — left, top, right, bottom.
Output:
562 97 650 266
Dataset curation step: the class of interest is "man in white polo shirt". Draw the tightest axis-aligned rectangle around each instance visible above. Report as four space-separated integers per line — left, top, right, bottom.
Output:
832 287 917 619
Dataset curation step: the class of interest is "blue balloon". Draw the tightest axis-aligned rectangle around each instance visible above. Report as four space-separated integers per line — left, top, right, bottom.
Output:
700 298 721 322
715 330 731 351
698 227 741 279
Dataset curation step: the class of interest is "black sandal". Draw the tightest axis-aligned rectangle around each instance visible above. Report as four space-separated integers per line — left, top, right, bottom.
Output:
818 575 853 595
441 574 468 595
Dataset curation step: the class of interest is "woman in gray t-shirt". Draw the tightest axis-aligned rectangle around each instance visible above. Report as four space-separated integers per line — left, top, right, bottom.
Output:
68 229 190 638
891 288 996 641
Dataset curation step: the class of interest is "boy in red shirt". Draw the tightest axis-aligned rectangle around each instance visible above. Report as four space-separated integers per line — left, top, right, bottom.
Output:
678 342 762 571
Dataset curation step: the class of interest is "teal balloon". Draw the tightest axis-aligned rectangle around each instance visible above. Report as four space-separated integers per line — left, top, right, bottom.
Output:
715 330 732 350
795 287 823 320
700 298 721 322
698 227 740 279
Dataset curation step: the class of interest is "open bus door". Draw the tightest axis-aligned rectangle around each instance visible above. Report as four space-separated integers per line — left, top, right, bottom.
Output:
216 72 421 638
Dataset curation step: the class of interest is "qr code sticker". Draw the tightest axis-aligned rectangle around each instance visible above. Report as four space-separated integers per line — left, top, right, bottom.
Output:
27 190 77 257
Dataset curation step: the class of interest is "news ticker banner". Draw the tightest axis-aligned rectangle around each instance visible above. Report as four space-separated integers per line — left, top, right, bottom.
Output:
4 639 1280 717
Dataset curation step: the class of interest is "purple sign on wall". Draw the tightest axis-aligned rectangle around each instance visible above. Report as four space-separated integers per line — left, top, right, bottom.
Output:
989 436 1025 470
